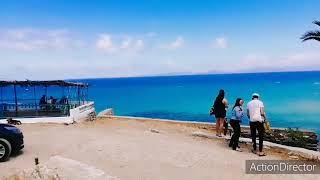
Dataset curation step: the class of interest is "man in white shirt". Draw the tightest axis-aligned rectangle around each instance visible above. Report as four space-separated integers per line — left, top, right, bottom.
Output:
247 93 266 156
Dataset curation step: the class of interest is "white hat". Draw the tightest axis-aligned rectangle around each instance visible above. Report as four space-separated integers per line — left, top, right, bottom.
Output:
252 93 260 97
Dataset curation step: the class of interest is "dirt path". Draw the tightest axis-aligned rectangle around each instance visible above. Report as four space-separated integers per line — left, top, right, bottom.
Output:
0 118 318 180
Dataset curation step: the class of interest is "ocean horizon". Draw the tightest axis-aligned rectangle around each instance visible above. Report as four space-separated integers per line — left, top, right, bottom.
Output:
75 71 320 135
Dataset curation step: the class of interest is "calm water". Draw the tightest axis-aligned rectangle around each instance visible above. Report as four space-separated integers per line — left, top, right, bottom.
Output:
76 71 320 135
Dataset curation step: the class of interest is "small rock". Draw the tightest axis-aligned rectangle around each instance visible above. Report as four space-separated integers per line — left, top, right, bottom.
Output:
192 131 214 139
288 151 294 156
150 129 160 133
289 155 299 160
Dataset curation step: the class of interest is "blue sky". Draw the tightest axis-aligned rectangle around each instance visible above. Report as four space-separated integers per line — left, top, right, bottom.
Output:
0 0 319 80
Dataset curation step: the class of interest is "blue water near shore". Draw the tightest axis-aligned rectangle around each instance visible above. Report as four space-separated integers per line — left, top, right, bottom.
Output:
76 71 320 136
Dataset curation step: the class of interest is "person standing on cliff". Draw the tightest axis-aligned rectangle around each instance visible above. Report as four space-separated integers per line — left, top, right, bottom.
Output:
212 89 228 137
229 98 244 151
247 93 266 156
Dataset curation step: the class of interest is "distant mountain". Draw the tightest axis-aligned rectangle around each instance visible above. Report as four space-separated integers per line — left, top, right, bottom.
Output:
148 72 196 77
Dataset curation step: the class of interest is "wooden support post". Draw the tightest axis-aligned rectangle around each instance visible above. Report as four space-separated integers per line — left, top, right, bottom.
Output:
45 85 48 100
82 88 84 105
14 85 18 117
87 87 89 101
0 87 3 103
34 86 38 116
77 86 80 106
45 85 48 115
0 87 3 118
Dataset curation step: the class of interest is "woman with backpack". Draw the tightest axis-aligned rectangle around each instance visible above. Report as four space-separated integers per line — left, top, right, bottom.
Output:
211 89 228 137
229 98 244 151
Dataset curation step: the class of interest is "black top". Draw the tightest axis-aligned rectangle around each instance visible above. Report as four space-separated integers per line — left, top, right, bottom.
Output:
214 97 226 117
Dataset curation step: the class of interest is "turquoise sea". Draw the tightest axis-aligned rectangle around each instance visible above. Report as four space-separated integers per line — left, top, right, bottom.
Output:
79 71 320 135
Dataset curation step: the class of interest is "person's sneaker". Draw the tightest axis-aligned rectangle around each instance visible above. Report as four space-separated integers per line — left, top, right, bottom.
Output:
234 147 242 152
251 149 257 154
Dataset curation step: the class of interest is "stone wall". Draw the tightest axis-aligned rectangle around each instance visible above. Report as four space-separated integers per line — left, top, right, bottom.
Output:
97 108 114 117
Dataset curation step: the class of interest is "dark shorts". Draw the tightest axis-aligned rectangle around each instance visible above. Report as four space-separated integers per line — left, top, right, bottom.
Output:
214 110 226 118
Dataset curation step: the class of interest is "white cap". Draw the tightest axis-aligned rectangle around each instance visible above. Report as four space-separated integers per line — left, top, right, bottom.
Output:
252 93 260 97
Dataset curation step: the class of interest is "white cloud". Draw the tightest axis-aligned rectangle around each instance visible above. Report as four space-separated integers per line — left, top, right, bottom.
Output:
120 38 144 50
279 52 320 70
0 28 83 51
2 50 320 80
211 52 320 73
272 52 319 70
124 39 144 57
162 36 184 50
286 53 320 62
96 34 116 52
120 37 132 49
97 34 144 55
7 29 32 39
135 39 144 50
212 37 227 49
2 29 320 80
145 32 157 37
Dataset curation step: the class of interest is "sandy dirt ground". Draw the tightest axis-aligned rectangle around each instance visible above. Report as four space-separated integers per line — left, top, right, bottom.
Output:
0 118 319 180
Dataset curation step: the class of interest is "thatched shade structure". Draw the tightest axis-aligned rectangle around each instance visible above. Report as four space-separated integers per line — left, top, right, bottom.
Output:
0 80 88 88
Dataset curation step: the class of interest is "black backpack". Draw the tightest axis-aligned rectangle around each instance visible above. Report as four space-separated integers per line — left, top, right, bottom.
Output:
209 105 215 116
